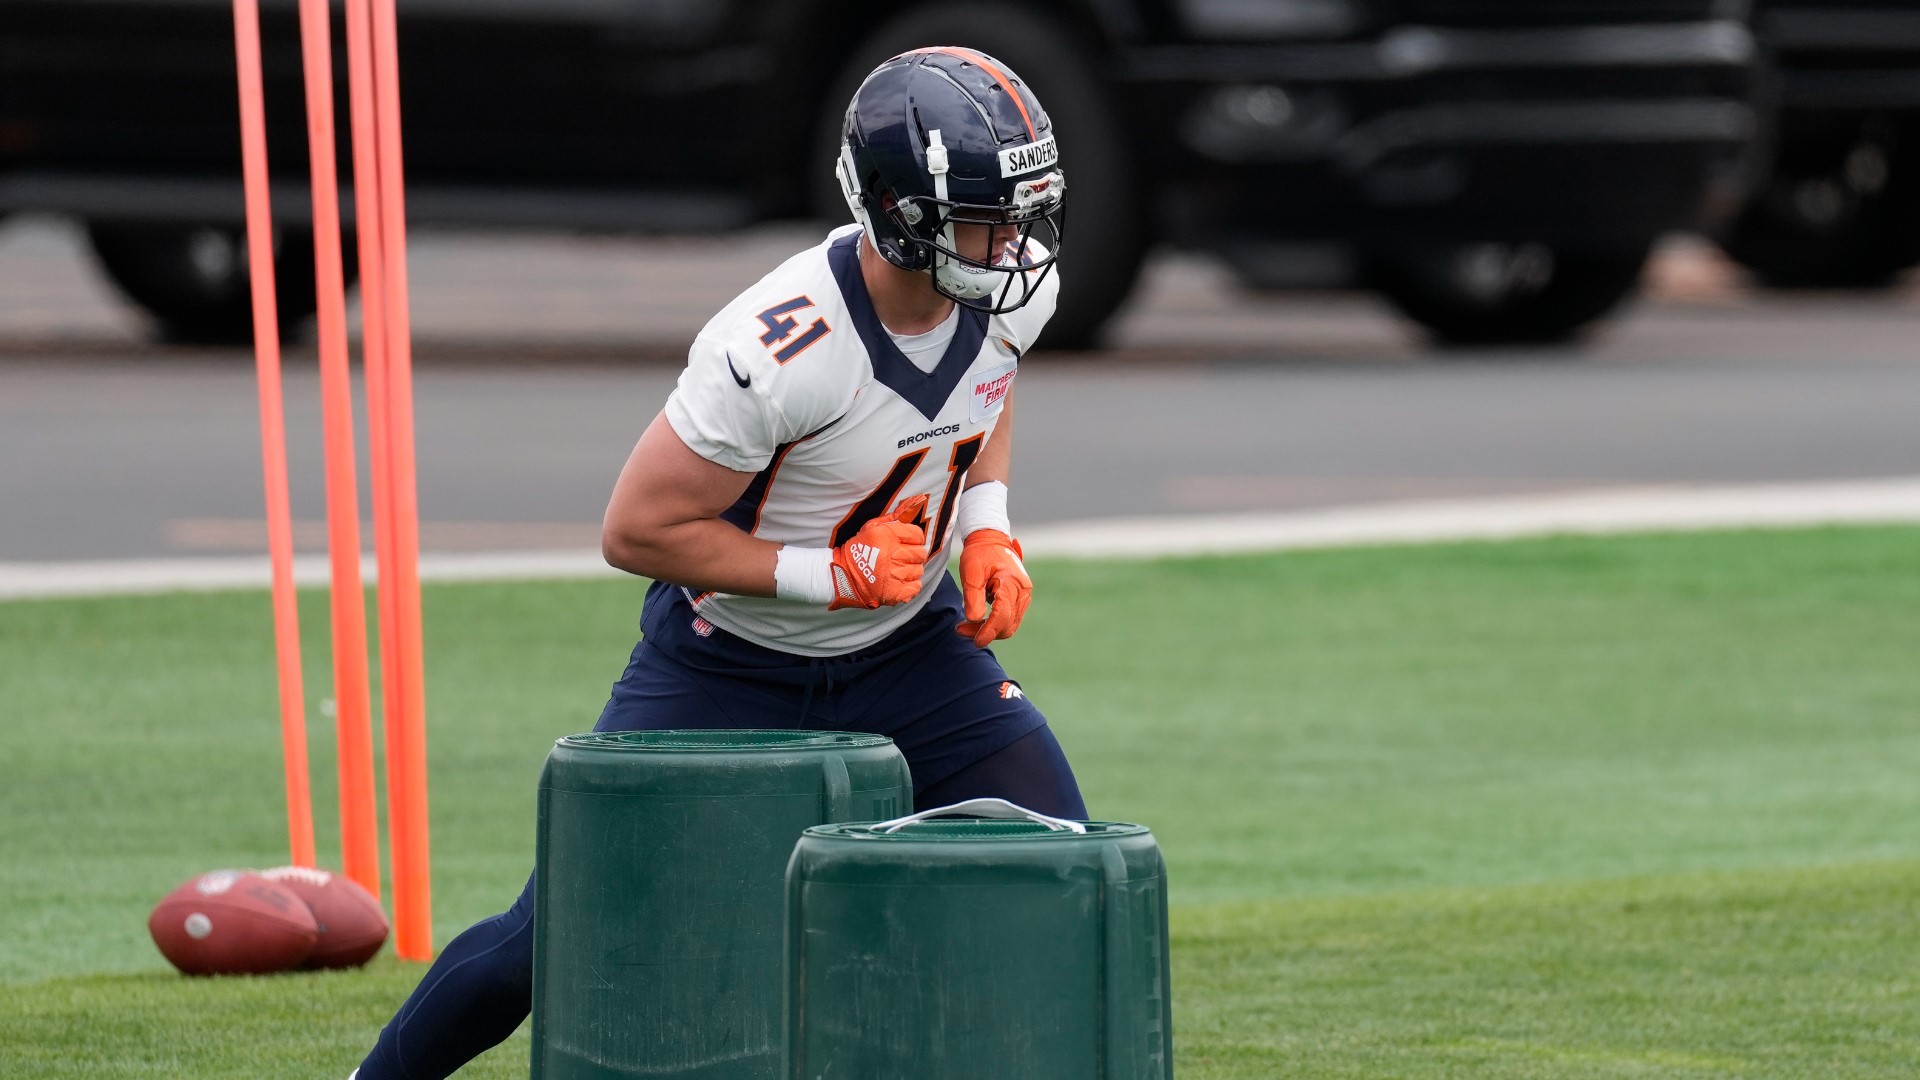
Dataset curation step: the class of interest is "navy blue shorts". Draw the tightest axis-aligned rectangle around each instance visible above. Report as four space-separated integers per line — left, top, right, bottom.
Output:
595 576 1048 793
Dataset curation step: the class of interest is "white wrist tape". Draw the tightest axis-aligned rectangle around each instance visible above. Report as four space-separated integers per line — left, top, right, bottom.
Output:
954 480 1012 542
774 545 836 605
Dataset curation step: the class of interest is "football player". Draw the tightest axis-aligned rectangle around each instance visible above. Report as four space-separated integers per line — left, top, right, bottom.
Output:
354 47 1077 1079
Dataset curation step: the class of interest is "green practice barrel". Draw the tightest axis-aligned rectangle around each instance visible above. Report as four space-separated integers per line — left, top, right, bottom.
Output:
533 730 911 1080
785 799 1173 1080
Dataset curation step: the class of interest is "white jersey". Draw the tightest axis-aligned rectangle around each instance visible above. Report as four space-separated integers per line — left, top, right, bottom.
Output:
662 224 1057 656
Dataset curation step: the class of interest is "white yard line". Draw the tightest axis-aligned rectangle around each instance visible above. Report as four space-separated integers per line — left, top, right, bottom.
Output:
0 550 621 601
6 477 1920 601
1018 477 1920 558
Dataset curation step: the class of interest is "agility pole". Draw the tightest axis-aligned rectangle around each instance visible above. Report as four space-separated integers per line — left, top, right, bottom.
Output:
230 0 314 871
355 0 434 961
296 0 383 902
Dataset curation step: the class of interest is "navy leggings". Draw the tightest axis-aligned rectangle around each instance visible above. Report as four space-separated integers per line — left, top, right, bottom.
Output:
358 585 1084 1079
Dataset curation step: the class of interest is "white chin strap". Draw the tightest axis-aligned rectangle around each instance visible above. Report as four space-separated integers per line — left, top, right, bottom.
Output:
925 129 1015 302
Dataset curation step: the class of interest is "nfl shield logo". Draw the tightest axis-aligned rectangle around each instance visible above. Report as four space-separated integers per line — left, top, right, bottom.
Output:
691 617 714 638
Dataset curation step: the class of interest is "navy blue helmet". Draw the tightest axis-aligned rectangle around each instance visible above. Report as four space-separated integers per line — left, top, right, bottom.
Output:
835 47 1066 314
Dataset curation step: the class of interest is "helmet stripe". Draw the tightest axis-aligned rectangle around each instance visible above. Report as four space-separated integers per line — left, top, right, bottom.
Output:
904 46 1037 140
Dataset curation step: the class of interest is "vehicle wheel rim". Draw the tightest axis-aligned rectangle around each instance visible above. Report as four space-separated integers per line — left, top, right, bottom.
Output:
185 228 244 286
1451 242 1555 304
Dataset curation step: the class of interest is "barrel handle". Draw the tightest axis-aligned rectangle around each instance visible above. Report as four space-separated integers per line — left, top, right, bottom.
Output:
874 797 1087 834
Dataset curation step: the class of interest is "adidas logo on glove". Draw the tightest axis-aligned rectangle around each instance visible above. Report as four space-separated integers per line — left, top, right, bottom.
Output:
848 542 881 583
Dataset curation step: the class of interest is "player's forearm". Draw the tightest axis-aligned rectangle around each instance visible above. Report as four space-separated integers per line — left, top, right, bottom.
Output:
601 517 779 597
953 392 1016 546
964 389 1013 489
951 389 1027 645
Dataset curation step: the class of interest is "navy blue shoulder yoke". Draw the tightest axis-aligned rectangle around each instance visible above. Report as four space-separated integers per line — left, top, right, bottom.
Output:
827 232 989 422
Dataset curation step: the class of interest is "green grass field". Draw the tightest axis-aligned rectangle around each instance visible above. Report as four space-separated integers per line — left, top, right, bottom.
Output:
3 526 1918 1077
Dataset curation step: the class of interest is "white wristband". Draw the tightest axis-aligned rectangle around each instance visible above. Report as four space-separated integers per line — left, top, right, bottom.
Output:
774 545 836 606
954 480 1011 542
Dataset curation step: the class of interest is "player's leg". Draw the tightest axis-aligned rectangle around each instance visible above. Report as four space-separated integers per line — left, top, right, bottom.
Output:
356 640 746 1080
843 579 1088 819
912 723 1086 819
355 872 537 1079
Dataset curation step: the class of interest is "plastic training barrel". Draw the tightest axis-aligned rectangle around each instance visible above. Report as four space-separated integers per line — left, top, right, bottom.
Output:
533 730 912 1080
785 798 1173 1080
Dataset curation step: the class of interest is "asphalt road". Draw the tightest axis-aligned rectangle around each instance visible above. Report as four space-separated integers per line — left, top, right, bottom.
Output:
3 215 1918 561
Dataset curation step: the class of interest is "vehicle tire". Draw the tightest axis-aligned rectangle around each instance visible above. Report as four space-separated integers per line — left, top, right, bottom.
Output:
1364 241 1650 347
808 3 1146 350
1716 142 1920 289
86 221 354 344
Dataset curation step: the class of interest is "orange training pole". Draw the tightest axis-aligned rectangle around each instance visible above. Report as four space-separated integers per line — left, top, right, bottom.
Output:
370 0 433 960
232 0 315 870
296 0 382 901
343 0 405 915
343 0 412 944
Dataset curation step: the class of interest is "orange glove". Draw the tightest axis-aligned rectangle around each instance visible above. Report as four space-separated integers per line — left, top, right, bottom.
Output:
828 494 930 610
955 529 1031 647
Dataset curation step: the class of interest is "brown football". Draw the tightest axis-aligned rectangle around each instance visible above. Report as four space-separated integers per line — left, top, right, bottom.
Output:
148 869 318 975
261 865 390 969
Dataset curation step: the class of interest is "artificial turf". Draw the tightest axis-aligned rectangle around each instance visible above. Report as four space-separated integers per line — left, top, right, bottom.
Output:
2 526 1917 1077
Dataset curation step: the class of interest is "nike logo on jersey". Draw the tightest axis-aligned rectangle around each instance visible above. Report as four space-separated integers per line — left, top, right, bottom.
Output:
726 352 751 388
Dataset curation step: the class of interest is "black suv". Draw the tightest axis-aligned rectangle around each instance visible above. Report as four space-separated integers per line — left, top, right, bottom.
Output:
1720 0 1920 287
0 0 1754 346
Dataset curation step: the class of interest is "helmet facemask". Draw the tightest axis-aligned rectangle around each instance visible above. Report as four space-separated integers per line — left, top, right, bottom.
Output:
838 133 1066 316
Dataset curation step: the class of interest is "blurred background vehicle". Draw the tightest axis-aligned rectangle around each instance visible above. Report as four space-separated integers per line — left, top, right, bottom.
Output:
1152 0 1755 346
1717 0 1920 288
2 0 1753 348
